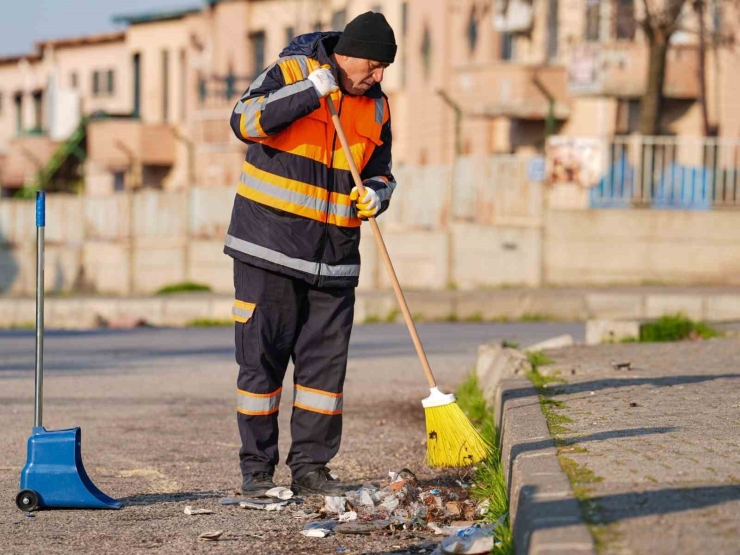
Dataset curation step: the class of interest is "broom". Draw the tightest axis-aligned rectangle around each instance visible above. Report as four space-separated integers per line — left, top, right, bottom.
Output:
326 96 491 468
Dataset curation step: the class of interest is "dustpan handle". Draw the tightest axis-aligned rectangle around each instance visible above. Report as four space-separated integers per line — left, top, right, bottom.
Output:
34 191 45 428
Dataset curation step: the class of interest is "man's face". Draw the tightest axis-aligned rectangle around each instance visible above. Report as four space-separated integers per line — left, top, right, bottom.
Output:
335 54 389 95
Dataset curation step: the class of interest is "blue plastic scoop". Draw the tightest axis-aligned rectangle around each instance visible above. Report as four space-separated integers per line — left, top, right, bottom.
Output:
16 191 121 511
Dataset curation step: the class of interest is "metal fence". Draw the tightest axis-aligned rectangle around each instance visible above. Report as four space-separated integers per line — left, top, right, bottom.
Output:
589 136 740 210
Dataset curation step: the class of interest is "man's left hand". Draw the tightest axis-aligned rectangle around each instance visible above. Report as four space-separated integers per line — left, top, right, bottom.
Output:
350 186 380 218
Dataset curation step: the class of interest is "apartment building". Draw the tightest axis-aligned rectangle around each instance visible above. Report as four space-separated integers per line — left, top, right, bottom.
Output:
0 0 737 197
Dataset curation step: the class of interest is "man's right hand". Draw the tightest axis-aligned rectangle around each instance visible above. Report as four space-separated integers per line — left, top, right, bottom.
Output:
307 67 339 98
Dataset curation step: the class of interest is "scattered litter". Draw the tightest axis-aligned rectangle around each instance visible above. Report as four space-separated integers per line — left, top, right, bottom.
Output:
322 496 352 515
301 520 337 538
477 499 490 516
611 361 632 370
359 490 376 507
445 501 461 517
380 496 399 513
337 548 347 553
440 524 496 554
338 511 358 522
240 500 289 511
198 530 224 542
266 486 294 500
24 513 35 518
337 522 375 535
293 509 321 519
184 506 214 515
429 489 441 495
454 480 469 489
220 497 244 505
629 402 639 408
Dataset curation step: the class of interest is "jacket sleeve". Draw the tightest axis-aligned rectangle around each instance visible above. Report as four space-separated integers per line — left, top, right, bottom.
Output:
230 61 321 144
360 104 396 218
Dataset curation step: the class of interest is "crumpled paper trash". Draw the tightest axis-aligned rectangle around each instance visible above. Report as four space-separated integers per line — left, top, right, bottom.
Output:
440 524 496 554
266 486 294 500
240 500 289 511
198 530 224 541
322 496 352 515
338 511 358 522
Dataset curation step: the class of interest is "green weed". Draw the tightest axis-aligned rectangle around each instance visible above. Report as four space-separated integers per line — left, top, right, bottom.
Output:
155 282 212 295
186 318 232 327
639 313 720 342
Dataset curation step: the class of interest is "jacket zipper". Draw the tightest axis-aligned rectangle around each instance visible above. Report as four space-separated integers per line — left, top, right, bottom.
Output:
317 93 344 287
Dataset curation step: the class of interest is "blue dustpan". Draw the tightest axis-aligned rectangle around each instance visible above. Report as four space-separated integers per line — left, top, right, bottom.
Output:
16 192 121 512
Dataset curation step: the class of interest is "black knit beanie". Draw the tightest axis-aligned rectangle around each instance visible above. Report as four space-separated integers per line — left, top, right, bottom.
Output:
334 12 397 64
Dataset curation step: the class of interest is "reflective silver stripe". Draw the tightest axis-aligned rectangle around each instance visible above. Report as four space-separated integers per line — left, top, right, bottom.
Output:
320 262 360 278
237 388 281 415
294 386 343 414
232 306 254 320
365 177 397 202
374 97 385 124
243 63 275 98
240 172 354 219
225 234 360 277
264 79 313 107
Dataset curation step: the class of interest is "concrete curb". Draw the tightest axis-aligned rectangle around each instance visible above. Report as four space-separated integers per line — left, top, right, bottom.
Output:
4 286 740 329
494 377 596 555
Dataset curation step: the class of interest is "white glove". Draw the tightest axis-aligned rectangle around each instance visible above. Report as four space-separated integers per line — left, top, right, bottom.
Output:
350 186 380 218
307 67 339 98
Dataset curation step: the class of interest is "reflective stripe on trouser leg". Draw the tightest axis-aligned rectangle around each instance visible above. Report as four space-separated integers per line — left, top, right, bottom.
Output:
234 259 303 476
286 284 355 481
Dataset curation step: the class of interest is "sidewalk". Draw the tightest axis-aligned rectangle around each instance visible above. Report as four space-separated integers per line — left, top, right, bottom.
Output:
4 285 740 329
529 338 740 554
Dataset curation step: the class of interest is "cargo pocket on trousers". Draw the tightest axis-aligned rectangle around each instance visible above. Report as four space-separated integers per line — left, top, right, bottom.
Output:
233 300 257 368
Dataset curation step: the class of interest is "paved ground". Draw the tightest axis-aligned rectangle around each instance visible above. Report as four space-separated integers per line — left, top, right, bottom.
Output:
0 322 583 554
537 338 740 555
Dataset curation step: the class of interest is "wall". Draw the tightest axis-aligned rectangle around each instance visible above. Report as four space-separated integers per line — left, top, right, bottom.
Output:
545 209 740 285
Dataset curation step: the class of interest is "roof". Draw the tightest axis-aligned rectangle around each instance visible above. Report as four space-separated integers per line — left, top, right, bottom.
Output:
112 6 201 25
0 52 41 66
36 31 125 50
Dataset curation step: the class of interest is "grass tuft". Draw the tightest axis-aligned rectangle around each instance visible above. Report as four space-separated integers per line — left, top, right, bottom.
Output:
155 282 212 295
639 313 720 342
456 373 513 555
186 318 232 327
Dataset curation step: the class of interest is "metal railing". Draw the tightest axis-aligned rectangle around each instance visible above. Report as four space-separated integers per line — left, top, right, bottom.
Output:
590 136 740 209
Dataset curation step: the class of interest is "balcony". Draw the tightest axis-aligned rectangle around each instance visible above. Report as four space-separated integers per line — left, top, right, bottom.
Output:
1 135 59 189
568 41 700 99
87 118 176 168
453 62 570 120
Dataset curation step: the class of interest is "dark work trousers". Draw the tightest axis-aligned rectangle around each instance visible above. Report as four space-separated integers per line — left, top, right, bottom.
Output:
233 259 355 481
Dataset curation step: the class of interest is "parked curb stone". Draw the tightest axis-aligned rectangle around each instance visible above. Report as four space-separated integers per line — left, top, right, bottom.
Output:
493 377 596 555
475 339 595 554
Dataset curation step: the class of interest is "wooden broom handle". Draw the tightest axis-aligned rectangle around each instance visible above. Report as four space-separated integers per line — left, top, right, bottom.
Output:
326 96 437 389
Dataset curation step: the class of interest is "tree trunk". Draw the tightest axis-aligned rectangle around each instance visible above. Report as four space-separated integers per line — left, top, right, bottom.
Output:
640 37 669 135
695 0 710 136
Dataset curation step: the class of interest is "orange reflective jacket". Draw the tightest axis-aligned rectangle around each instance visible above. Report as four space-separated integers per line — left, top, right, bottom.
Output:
225 32 396 288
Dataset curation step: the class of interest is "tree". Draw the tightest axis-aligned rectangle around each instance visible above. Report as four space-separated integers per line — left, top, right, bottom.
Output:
637 0 688 135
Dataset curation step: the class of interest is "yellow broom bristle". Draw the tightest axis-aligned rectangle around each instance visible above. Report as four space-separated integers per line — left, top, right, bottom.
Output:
424 401 492 468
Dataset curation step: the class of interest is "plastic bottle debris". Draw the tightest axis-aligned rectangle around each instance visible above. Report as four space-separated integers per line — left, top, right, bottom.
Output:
266 486 294 500
429 489 441 495
380 496 399 513
184 506 214 515
198 530 224 542
338 511 358 522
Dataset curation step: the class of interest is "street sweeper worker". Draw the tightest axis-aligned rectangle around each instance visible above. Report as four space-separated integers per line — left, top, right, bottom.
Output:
224 12 397 497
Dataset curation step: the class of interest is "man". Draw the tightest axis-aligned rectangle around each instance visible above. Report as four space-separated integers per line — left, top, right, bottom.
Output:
224 12 397 496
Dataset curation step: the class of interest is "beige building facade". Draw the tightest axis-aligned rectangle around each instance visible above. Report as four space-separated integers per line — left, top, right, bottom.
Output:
0 0 738 197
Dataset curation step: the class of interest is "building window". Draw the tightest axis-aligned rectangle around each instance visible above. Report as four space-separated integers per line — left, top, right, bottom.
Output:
180 49 187 122
615 0 635 40
14 93 22 134
331 10 347 31
114 171 126 192
133 53 141 118
421 24 432 80
547 0 559 61
467 6 478 55
501 33 514 61
70 72 78 88
249 31 266 78
711 0 722 32
162 49 169 122
585 0 600 41
92 70 115 96
285 26 295 44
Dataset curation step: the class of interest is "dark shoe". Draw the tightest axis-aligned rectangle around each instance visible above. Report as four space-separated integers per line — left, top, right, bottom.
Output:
242 471 275 497
291 466 347 496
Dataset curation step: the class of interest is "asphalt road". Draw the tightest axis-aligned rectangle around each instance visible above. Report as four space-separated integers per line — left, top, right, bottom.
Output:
0 322 584 554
